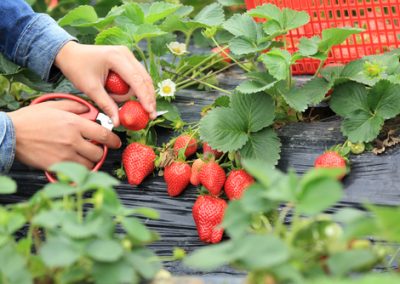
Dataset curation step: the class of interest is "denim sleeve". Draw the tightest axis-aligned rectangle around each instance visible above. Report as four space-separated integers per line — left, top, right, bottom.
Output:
0 112 16 174
0 0 75 81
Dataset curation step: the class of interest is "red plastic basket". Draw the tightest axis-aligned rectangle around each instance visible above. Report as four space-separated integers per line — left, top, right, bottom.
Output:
245 0 400 74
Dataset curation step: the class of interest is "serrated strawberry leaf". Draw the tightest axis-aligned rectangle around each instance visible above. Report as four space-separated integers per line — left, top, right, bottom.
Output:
156 99 181 122
193 3 225 27
341 110 384 143
229 37 270 55
223 14 258 41
95 27 132 47
239 128 281 165
282 77 332 112
247 4 282 22
119 3 145 26
58 5 98 27
368 80 400 119
318 28 364 53
199 107 248 152
330 82 369 117
143 2 180 24
0 54 20 75
231 92 275 132
298 36 320 56
236 72 277 94
132 24 166 43
260 49 291 81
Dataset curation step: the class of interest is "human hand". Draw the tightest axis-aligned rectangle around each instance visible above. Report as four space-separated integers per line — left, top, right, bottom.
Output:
54 41 157 125
8 100 121 170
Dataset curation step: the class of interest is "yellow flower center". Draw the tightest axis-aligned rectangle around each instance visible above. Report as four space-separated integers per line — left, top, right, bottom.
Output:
162 85 172 94
172 47 181 54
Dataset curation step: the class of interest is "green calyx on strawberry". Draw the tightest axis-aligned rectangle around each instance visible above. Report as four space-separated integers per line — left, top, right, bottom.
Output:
173 134 198 158
314 151 348 179
192 195 227 243
199 161 226 196
105 71 129 95
224 169 254 200
119 100 150 131
122 142 156 186
164 161 191 197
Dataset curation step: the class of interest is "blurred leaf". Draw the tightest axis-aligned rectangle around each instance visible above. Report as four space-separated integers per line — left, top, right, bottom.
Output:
39 238 81 268
223 14 257 41
193 3 225 27
327 250 377 277
121 218 153 242
95 27 132 47
86 239 124 262
0 176 17 194
49 162 89 185
144 2 180 24
58 5 98 27
0 245 32 284
127 249 162 280
92 259 138 284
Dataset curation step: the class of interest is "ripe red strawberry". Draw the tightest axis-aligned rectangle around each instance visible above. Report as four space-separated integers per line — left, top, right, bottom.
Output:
192 195 227 243
164 161 191 197
199 161 226 196
173 135 198 158
122 142 156 186
119 101 149 131
211 46 231 63
190 158 205 186
105 71 129 95
203 142 223 159
224 169 254 200
314 151 347 179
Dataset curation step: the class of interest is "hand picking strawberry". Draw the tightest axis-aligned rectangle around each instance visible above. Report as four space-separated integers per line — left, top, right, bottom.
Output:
192 195 227 244
122 142 156 185
164 161 191 197
224 169 254 200
119 100 150 131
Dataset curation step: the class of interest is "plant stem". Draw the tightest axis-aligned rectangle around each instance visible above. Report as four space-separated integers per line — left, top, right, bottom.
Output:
134 45 149 71
177 52 219 83
210 37 252 72
313 59 326 78
177 77 232 94
185 30 194 48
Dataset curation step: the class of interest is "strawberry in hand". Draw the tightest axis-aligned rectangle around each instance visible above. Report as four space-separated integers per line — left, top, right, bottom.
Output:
119 100 149 131
122 142 156 186
173 134 198 158
199 161 226 196
164 161 191 197
105 71 129 95
224 169 254 200
192 195 227 243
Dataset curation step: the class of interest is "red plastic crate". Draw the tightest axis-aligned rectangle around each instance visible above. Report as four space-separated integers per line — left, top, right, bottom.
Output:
245 0 400 74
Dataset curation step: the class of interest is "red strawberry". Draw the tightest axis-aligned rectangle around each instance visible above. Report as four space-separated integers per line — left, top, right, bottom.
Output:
314 151 347 179
190 158 205 186
164 161 191 197
203 142 223 159
119 101 149 131
199 161 226 196
211 46 231 63
105 71 129 95
192 195 227 243
173 135 198 158
122 142 156 185
224 169 254 200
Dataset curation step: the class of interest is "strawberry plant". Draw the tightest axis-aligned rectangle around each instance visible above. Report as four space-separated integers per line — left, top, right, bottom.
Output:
0 162 162 284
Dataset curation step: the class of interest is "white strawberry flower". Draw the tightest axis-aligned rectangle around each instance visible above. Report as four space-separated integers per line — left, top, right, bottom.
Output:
167 41 187 56
158 79 176 97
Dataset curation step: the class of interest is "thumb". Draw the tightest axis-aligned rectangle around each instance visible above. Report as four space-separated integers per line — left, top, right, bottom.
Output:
40 100 89 114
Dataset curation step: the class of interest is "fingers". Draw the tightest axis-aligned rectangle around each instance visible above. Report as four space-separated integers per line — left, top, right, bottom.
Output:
85 83 120 126
40 100 89 114
76 139 104 163
109 93 130 103
78 118 121 149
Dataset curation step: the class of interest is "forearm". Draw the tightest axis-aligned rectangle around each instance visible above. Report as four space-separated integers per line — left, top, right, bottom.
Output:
0 112 16 173
0 0 75 81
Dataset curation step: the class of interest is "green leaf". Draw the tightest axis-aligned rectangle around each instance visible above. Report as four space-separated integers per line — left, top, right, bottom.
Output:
193 3 224 27
58 5 98 27
223 14 258 41
62 217 103 239
133 207 160 220
260 49 291 81
229 37 270 55
86 239 124 262
341 110 384 143
156 99 181 122
161 15 202 34
242 159 283 188
283 77 332 112
297 177 343 215
247 4 282 22
41 183 79 199
236 72 277 94
283 8 310 30
120 3 145 25
231 92 275 132
49 162 89 186
319 28 364 53
368 80 400 119
367 205 400 242
83 171 119 189
222 200 253 238
298 36 320 56
95 27 132 47
0 53 20 75
327 250 377 277
92 259 137 284
39 238 81 268
199 107 248 152
330 82 369 117
239 128 281 165
0 176 16 194
127 249 161 280
132 24 166 43
121 217 153 242
32 209 68 229
0 245 32 284
144 2 180 24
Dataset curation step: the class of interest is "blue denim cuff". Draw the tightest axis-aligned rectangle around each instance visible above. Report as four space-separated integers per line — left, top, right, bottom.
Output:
0 112 16 173
12 13 76 82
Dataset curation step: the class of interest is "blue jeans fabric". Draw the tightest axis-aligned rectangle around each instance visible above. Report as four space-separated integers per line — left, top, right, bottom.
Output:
0 0 75 173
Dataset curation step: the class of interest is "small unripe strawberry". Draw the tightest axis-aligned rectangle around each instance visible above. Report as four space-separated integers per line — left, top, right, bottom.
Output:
119 101 149 131
105 71 129 95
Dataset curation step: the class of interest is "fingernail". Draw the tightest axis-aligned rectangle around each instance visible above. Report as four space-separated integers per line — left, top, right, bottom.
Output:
118 140 122 148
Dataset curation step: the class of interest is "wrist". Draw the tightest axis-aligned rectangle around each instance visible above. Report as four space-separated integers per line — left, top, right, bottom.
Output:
54 41 79 69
